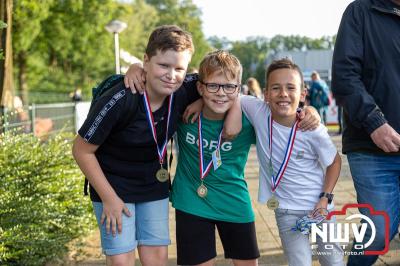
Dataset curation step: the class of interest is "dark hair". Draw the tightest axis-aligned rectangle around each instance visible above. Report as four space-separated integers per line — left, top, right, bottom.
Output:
265 58 304 89
145 25 194 58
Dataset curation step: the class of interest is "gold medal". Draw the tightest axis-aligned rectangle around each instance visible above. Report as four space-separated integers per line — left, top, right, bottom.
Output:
267 196 279 210
197 183 208 198
156 167 169 182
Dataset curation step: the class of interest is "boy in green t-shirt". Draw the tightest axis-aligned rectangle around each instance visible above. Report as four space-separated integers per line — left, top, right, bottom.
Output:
170 50 259 266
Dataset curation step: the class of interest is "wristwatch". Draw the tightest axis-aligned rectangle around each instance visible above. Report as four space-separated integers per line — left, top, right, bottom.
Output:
319 192 334 204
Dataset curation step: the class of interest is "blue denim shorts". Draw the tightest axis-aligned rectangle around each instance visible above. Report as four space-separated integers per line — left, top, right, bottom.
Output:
92 198 171 256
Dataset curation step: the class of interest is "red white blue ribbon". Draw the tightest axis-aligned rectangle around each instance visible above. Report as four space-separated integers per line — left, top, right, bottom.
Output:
143 91 174 164
198 113 223 181
268 115 299 192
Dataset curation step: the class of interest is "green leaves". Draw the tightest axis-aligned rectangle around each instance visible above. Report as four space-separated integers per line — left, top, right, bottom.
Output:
143 0 211 68
12 0 210 102
0 132 94 265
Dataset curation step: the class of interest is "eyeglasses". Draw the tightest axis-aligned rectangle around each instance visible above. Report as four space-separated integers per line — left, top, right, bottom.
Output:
200 82 239 94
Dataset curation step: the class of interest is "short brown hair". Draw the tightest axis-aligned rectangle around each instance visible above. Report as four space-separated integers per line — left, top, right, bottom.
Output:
265 58 304 89
145 25 194 58
199 50 242 84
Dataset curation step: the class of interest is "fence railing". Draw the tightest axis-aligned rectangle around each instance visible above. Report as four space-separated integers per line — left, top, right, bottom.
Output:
0 102 77 136
15 91 89 104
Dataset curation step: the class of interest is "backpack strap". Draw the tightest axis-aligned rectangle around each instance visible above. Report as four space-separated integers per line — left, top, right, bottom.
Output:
84 81 139 196
91 75 124 103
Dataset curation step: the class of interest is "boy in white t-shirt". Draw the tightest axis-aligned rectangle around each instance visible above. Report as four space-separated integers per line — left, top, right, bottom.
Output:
241 58 344 265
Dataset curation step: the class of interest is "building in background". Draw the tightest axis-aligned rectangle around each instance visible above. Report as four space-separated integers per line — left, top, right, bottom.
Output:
266 49 338 125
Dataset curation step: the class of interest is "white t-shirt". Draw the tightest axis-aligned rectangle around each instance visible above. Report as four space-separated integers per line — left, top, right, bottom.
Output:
241 95 337 210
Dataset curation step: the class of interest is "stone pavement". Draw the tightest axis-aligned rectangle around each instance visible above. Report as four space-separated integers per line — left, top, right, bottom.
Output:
69 135 400 265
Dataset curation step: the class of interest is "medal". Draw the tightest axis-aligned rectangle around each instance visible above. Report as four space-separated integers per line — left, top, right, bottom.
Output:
197 183 208 198
267 115 299 206
156 167 169 182
267 195 279 210
197 113 223 198
143 91 174 182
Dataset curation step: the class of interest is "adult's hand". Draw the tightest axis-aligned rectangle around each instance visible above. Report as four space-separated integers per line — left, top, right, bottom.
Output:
370 123 400 152
124 63 146 94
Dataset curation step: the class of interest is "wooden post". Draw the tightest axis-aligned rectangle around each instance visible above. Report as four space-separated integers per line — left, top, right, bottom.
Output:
0 0 14 109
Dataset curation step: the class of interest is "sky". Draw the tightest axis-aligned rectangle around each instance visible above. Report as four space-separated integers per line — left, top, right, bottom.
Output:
192 0 354 40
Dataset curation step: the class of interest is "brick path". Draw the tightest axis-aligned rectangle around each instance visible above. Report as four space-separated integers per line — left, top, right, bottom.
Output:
68 136 400 265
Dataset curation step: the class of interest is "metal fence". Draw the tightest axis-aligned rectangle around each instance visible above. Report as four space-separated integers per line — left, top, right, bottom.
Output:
15 91 90 104
0 103 76 136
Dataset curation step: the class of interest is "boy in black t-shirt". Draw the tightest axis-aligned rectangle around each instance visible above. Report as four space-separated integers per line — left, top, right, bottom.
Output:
72 25 197 265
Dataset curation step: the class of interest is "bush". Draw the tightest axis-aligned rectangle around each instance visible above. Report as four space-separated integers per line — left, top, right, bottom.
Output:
0 131 94 265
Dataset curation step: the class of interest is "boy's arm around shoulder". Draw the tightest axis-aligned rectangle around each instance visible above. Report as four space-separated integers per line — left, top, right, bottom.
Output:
239 95 268 127
124 62 145 93
298 105 320 131
177 73 202 118
223 96 242 140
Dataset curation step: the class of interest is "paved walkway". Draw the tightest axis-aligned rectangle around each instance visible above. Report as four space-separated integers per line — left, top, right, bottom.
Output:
68 136 400 265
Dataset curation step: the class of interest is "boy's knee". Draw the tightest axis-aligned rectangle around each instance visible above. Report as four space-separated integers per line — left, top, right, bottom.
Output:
107 252 135 266
141 247 167 266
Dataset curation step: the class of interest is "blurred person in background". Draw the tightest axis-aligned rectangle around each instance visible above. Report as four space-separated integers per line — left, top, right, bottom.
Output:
309 71 330 125
246 77 263 99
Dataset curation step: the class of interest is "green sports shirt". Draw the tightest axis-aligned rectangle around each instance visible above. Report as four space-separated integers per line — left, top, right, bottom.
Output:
170 114 256 223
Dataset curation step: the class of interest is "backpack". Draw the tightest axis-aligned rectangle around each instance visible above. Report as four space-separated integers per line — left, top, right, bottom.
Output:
84 74 139 195
311 81 331 108
321 84 331 107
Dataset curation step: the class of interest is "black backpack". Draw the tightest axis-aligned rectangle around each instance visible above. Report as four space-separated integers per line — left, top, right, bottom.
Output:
84 74 139 195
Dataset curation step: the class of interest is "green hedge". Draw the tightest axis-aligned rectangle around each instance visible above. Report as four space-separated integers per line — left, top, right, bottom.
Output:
0 131 94 265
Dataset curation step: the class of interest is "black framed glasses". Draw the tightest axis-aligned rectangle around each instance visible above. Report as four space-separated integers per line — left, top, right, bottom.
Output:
200 81 239 94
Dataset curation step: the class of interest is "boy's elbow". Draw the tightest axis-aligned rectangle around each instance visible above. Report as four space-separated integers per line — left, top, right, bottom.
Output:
72 135 86 161
72 137 79 160
333 152 342 169
72 135 98 159
223 126 242 140
336 152 342 164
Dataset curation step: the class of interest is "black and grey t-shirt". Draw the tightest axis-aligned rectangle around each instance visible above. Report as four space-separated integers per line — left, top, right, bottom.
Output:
78 74 199 203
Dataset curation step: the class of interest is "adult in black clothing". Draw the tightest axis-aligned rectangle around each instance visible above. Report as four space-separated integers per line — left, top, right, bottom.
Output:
332 1 400 265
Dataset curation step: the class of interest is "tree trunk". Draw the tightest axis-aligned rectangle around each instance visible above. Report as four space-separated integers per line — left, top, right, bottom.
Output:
17 51 28 104
0 0 13 108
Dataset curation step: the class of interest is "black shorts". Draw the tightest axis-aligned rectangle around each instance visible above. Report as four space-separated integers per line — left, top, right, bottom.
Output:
175 209 260 265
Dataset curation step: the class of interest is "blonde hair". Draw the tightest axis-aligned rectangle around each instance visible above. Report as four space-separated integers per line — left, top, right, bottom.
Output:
246 77 262 98
198 50 242 84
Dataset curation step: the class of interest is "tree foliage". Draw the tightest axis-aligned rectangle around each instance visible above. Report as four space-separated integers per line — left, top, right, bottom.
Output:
12 0 210 102
11 0 335 103
209 35 336 88
31 0 118 92
118 0 159 62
